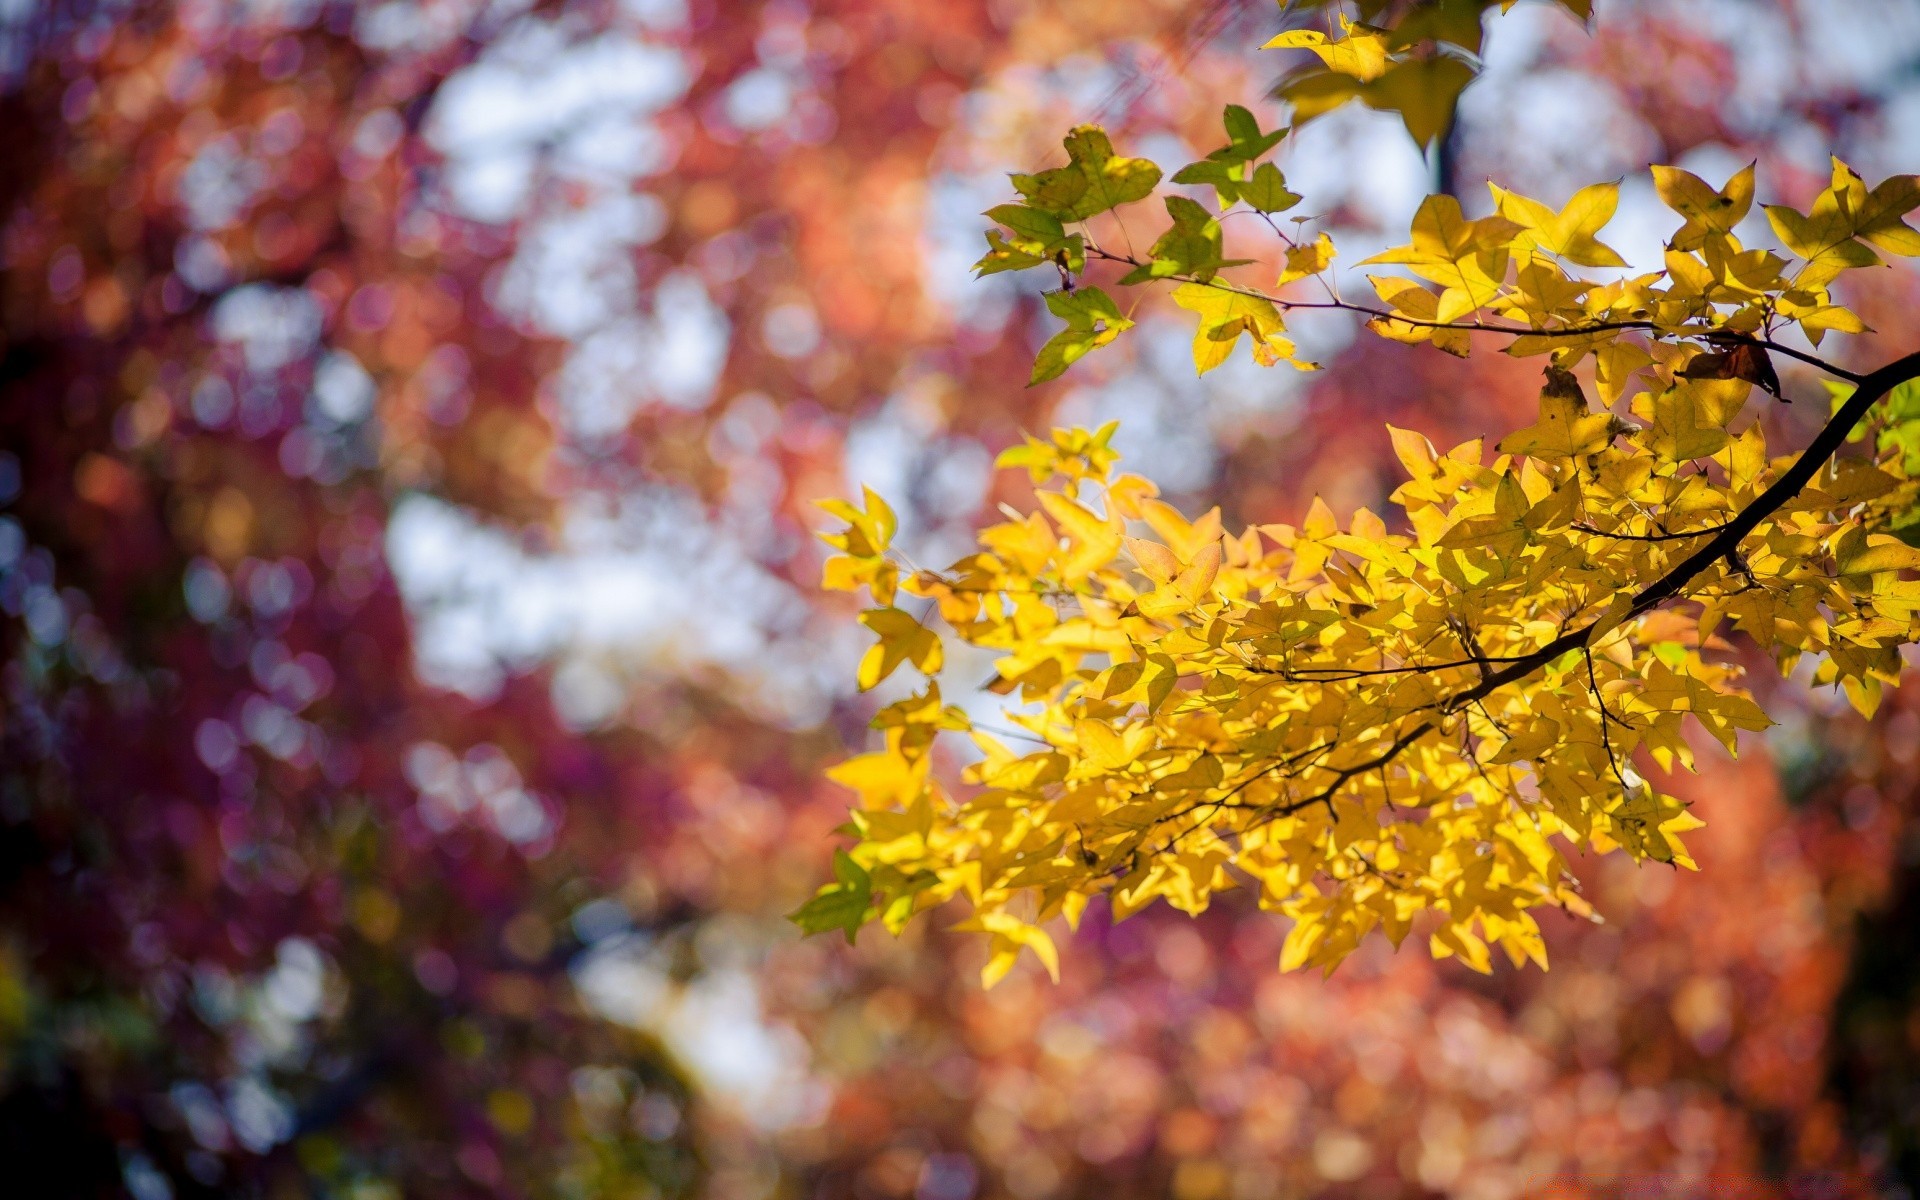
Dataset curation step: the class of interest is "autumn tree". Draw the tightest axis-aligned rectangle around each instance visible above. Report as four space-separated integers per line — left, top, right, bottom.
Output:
806 0 1920 985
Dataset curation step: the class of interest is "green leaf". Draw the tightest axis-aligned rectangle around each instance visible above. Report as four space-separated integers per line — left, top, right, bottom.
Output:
975 229 1048 276
1215 104 1287 164
1241 163 1302 214
976 204 1085 276
1175 106 1287 207
1031 287 1134 385
1877 378 1920 473
986 203 1063 243
1119 196 1233 284
1172 158 1244 206
1011 126 1162 221
1389 0 1490 54
1892 504 1920 548
788 850 873 943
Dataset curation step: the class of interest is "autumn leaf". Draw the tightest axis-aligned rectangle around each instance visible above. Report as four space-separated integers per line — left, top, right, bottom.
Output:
1012 125 1162 222
1030 287 1134 385
1171 282 1309 374
788 850 873 943
1653 162 1754 252
1490 180 1626 268
856 607 943 690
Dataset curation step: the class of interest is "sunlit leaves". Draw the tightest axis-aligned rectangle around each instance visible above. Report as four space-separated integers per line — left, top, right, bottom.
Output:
856 607 942 690
1366 193 1521 318
1866 384 1920 541
995 421 1124 485
811 360 1920 981
818 486 899 603
1118 196 1239 284
967 95 1902 400
1766 159 1920 288
1277 231 1337 285
1366 275 1471 356
1263 3 1589 149
808 6 1920 989
1246 164 1304 216
1264 21 1390 82
976 204 1085 277
1491 181 1626 268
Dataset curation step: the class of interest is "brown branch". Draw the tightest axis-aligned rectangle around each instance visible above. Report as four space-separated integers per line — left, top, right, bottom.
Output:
1084 247 1867 383
1237 653 1531 681
1570 521 1734 543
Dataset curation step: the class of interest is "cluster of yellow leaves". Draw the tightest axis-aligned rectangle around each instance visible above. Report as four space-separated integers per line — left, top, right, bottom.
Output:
798 5 1920 990
803 382 1920 981
810 160 1920 983
983 97 1919 396
1360 159 1916 384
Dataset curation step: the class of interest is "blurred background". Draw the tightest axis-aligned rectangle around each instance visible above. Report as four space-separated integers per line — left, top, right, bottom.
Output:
4 0 1920 1196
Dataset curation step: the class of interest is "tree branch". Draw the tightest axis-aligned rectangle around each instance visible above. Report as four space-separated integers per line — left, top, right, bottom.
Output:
1083 247 1865 383
1244 347 1920 826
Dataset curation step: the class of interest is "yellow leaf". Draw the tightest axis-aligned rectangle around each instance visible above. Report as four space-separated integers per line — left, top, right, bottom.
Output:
1497 368 1614 459
1171 283 1306 373
1490 180 1626 267
1652 162 1753 252
1037 491 1121 582
856 607 943 690
1643 384 1729 463
1125 537 1181 584
1838 536 1920 576
1278 232 1337 285
1263 22 1389 81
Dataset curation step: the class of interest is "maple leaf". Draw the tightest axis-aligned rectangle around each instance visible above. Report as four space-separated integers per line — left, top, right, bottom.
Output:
977 203 1084 277
1012 125 1161 222
805 13 1920 989
1171 105 1289 207
1490 180 1626 268
1241 162 1302 214
1278 232 1336 285
1366 275 1472 356
1171 283 1309 374
819 486 901 603
1653 163 1754 252
856 607 943 690
1264 21 1390 82
1362 56 1476 149
1119 196 1245 283
1498 368 1616 459
788 850 873 943
1363 194 1522 322
1030 287 1134 385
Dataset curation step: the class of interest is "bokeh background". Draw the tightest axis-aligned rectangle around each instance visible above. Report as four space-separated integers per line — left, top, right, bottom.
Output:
4 0 1920 1196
